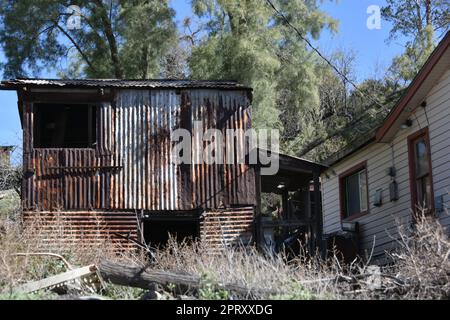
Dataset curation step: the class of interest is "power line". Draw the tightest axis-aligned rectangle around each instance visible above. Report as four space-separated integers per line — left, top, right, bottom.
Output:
265 0 387 111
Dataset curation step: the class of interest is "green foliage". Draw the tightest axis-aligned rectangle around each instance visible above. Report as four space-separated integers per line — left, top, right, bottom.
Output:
115 1 178 79
381 0 448 44
189 0 337 134
0 189 19 217
0 291 58 300
26 257 68 281
198 270 230 300
388 37 435 83
0 0 177 79
101 283 145 300
0 0 440 163
381 0 448 83
270 282 318 300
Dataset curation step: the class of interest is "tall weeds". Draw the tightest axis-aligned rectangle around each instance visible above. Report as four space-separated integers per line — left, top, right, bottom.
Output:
0 205 448 300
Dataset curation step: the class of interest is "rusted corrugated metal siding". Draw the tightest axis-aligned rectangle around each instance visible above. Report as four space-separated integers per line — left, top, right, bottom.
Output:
200 207 255 250
190 90 256 210
22 211 138 249
23 88 256 212
27 148 117 210
19 84 256 250
22 102 115 211
109 89 256 211
111 90 181 210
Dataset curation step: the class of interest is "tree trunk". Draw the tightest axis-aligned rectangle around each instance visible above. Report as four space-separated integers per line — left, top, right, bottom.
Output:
425 0 433 49
55 24 98 76
425 0 432 27
141 44 149 79
93 0 124 79
98 260 276 298
99 260 200 290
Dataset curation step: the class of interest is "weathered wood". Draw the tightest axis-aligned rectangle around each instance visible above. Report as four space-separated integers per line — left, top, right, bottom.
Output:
98 260 277 298
99 260 198 288
14 265 98 294
313 171 322 253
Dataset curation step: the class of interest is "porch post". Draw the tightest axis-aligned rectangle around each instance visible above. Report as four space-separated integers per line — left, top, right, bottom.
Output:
313 170 323 254
254 166 263 248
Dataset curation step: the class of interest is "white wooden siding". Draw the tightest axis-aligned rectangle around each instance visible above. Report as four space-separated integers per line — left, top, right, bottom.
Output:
321 68 450 259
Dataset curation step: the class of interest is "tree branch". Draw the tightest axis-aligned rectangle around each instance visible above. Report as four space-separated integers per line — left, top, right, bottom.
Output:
92 0 124 78
54 23 99 76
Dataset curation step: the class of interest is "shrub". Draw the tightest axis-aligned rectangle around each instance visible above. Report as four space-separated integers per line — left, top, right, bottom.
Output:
385 211 450 299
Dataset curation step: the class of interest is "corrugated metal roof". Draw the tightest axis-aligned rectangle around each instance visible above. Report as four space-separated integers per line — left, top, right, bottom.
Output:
0 78 252 90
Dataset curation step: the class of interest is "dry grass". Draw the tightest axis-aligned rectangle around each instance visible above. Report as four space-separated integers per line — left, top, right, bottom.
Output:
143 210 450 300
151 240 342 299
0 194 448 300
385 212 450 299
0 207 144 297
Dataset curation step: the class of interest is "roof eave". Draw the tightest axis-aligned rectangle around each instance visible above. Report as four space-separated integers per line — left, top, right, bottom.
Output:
0 79 253 91
0 83 20 91
322 134 376 168
376 31 450 143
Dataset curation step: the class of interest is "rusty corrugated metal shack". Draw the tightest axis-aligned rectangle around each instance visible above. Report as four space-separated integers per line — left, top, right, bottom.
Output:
0 78 326 252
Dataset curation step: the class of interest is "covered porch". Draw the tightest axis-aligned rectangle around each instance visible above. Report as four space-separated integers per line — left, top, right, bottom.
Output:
255 151 327 255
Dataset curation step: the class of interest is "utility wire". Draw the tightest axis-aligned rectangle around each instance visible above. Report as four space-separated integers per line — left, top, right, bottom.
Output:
265 0 388 111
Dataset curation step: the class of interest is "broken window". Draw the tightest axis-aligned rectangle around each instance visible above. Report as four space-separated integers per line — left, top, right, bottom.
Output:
33 103 96 148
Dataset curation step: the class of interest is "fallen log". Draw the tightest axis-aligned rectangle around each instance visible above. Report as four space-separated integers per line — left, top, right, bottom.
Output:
98 260 277 298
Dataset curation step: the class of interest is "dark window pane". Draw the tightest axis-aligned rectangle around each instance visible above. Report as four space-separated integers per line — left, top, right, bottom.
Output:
416 175 432 209
34 104 96 148
345 172 361 217
414 139 428 176
359 170 367 212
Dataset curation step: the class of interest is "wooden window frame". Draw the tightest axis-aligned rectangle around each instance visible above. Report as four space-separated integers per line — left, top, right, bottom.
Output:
339 161 369 221
407 127 435 215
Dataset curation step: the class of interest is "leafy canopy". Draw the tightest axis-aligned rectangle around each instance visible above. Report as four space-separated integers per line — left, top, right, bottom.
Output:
0 0 177 79
189 0 337 136
382 0 450 83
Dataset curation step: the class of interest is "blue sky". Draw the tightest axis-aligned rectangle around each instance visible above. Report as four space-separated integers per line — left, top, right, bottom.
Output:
0 0 420 163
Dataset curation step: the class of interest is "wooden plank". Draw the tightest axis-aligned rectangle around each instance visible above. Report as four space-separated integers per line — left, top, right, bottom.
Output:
14 265 98 294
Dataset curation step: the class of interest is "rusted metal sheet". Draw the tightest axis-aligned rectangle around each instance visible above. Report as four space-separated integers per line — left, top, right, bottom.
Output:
200 206 255 250
28 149 107 210
23 88 256 213
3 78 251 90
17 83 258 250
110 89 256 211
22 211 139 249
22 102 34 209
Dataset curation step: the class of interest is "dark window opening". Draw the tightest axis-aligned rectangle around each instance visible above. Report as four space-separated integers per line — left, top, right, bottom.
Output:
339 163 368 220
143 219 200 249
34 103 96 148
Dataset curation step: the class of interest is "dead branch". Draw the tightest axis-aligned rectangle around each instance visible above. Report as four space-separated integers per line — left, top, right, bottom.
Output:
11 252 74 270
98 260 278 298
